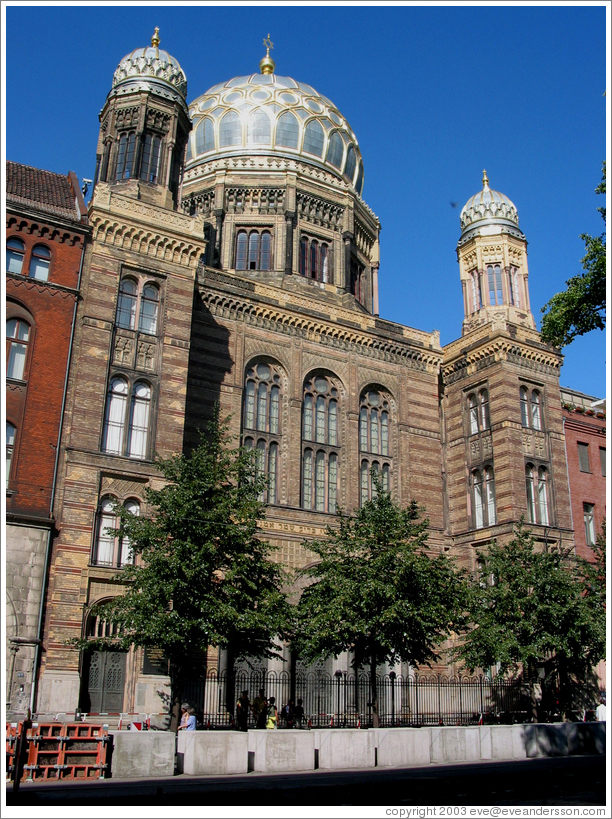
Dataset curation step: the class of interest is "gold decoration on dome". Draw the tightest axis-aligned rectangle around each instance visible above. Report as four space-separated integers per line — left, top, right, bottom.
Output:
151 27 160 48
260 33 276 75
482 169 489 190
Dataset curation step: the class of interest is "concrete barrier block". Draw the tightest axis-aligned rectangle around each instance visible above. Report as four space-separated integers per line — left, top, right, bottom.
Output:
180 731 248 775
315 729 376 770
110 731 175 778
524 723 569 758
465 727 481 761
431 727 474 763
247 729 315 773
566 722 606 755
479 726 492 760
489 725 527 759
373 728 431 767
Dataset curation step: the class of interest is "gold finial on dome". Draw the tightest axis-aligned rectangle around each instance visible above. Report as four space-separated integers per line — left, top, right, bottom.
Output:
482 169 489 190
151 27 160 48
259 34 276 75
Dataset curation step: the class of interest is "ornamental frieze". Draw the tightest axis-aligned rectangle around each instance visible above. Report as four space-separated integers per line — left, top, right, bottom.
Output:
225 187 285 214
296 193 344 230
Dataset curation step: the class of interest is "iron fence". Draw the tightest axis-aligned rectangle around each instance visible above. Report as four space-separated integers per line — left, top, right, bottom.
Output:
182 671 549 729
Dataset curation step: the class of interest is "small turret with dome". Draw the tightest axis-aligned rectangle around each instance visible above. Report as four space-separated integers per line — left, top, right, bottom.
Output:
456 171 535 334
94 28 192 209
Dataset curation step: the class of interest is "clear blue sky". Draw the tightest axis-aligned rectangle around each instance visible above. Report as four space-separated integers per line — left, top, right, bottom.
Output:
4 3 608 399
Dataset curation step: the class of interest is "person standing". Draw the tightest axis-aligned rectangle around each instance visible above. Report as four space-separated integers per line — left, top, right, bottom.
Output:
178 703 196 731
252 688 267 729
596 695 606 722
266 696 278 729
236 690 251 732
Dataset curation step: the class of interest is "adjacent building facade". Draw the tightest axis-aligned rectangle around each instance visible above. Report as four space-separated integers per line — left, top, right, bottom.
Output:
6 31 593 719
5 162 89 714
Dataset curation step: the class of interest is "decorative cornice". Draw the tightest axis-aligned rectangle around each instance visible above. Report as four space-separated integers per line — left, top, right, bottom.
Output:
443 336 562 384
200 281 442 374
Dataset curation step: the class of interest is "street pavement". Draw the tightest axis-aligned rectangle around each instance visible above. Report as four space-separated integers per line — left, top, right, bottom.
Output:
6 755 607 807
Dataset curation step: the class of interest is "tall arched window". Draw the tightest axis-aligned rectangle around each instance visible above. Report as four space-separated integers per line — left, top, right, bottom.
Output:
487 264 503 305
6 422 16 488
467 389 490 434
242 361 283 504
116 132 136 179
128 382 151 459
344 145 356 183
6 318 30 380
93 496 139 567
139 284 159 335
472 466 496 529
470 269 483 312
116 279 137 329
538 466 550 525
300 236 332 283
508 266 521 308
326 131 344 168
103 377 128 455
302 374 341 513
6 237 25 274
139 133 162 184
195 118 215 154
359 388 392 505
520 386 544 430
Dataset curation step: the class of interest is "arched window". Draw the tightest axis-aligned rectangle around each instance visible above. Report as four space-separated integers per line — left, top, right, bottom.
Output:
128 382 151 459
139 133 162 184
326 132 344 168
6 318 30 380
116 279 137 329
470 269 483 312
472 466 496 529
520 386 544 430
344 145 356 182
236 230 272 271
276 111 299 149
220 111 242 147
139 284 159 335
303 120 324 157
302 374 341 513
6 237 25 274
299 236 332 283
6 422 16 488
93 497 139 567
247 109 271 145
538 467 549 525
116 279 160 335
525 463 537 523
355 162 364 196
487 264 503 306
103 377 128 455
467 389 490 434
359 389 392 504
508 266 521 308
116 132 136 179
195 118 215 154
29 244 51 281
242 361 283 505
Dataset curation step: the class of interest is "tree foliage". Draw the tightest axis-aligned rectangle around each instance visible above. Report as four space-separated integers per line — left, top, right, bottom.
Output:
455 520 606 718
88 410 289 722
540 163 606 348
293 474 469 724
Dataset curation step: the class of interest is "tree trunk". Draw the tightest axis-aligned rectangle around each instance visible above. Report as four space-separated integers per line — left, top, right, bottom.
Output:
370 652 379 728
169 664 183 733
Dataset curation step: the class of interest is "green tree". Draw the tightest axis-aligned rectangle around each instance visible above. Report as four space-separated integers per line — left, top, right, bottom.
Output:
455 520 606 721
86 410 289 729
293 475 468 727
540 163 606 348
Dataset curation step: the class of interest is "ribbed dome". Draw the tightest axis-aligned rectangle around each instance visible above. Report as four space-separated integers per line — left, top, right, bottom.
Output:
186 72 364 195
459 171 522 239
111 28 187 105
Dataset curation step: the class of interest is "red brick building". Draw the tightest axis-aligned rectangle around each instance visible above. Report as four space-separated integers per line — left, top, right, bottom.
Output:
5 161 89 715
560 387 606 562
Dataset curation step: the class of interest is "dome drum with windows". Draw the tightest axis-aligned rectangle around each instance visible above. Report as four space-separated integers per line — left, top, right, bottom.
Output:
185 40 365 195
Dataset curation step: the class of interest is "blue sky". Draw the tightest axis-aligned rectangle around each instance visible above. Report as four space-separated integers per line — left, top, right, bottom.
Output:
4 3 608 398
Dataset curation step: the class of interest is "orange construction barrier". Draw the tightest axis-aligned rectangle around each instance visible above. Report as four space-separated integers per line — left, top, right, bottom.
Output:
7 722 110 781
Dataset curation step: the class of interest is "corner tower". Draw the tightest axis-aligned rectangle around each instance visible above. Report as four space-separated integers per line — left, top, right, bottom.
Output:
94 28 191 209
457 171 535 335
